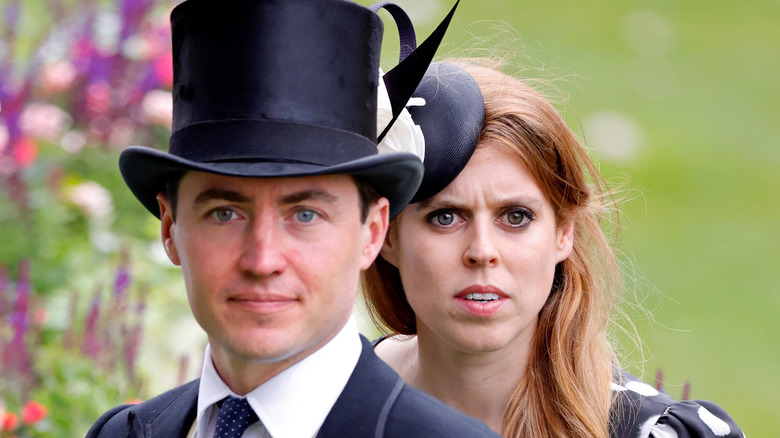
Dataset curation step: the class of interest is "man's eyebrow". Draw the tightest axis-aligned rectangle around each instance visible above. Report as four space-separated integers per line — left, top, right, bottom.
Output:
193 189 252 205
279 189 338 206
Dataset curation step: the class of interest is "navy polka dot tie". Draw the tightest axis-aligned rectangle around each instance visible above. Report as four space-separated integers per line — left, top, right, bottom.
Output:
214 396 259 438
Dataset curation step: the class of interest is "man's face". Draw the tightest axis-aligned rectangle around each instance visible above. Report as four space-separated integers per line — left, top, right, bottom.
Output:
158 171 388 382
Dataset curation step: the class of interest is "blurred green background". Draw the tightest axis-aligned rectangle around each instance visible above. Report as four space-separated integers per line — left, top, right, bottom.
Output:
1 0 777 435
398 0 779 434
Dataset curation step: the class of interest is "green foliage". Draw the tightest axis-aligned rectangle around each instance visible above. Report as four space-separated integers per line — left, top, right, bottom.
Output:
30 345 140 437
0 1 188 436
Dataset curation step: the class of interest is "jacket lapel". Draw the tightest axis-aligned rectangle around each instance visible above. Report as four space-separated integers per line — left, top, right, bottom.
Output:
130 379 199 438
317 335 404 437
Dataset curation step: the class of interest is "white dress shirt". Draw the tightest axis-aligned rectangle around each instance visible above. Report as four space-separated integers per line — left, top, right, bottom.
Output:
190 316 362 438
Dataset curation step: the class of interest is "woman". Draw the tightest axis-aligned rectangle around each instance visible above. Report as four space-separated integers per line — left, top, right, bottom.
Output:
363 61 742 437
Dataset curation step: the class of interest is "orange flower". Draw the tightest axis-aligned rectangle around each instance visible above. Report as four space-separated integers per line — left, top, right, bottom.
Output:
21 401 47 425
1 411 18 431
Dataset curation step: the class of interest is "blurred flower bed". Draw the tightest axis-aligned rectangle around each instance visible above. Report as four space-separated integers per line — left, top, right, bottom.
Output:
0 0 186 435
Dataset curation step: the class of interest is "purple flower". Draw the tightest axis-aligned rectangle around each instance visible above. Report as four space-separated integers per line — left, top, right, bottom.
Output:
9 261 30 341
2 1 21 44
62 291 79 350
120 0 155 42
0 265 8 317
81 288 102 360
114 263 131 301
1 261 33 388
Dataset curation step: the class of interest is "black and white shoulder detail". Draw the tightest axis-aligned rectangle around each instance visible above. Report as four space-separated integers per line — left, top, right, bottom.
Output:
610 371 744 438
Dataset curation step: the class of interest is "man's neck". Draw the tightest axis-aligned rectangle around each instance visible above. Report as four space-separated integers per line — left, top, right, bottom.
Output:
209 324 349 395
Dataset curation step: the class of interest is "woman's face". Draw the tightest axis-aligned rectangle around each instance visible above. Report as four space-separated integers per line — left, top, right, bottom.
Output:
382 142 574 354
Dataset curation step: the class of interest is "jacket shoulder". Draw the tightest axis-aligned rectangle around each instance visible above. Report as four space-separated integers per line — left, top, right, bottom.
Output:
85 403 134 438
319 336 499 437
610 371 743 438
86 380 199 437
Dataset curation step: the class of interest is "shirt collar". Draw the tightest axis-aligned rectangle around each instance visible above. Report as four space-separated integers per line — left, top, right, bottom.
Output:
196 316 362 438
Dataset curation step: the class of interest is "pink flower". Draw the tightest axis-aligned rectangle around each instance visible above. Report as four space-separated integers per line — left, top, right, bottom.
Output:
11 137 38 168
60 129 87 154
40 60 78 94
154 52 173 88
122 31 166 61
21 400 47 425
0 124 8 153
19 103 73 141
86 82 112 118
68 181 114 220
141 90 172 127
33 307 49 326
107 118 135 149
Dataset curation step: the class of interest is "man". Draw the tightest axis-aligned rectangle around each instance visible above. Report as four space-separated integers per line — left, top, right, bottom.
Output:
86 0 499 437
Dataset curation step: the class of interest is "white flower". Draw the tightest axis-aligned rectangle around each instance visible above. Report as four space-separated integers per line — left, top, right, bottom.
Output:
60 129 87 154
19 103 73 141
0 124 8 153
40 60 77 94
376 69 426 162
68 181 114 221
142 89 173 127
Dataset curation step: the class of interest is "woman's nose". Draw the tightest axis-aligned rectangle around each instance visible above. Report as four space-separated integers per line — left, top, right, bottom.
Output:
463 221 499 267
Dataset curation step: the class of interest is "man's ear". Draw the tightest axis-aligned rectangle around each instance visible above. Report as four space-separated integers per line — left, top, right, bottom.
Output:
379 221 399 268
157 193 181 266
359 197 390 270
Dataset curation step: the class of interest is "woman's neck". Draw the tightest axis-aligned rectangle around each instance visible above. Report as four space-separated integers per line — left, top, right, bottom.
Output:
376 331 533 434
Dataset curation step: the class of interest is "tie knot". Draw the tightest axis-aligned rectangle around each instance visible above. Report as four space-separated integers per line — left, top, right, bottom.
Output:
214 396 259 438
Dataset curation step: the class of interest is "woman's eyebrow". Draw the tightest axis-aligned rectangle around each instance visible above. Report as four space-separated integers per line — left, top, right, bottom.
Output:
414 195 545 211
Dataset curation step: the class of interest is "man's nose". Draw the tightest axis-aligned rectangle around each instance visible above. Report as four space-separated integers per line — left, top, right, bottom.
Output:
238 218 288 277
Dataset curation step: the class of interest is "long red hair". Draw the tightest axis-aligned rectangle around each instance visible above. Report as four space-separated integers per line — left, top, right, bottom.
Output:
362 60 622 438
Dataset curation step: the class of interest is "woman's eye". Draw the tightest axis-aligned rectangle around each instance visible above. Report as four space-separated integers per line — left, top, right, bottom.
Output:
503 209 532 227
427 210 457 227
295 209 318 223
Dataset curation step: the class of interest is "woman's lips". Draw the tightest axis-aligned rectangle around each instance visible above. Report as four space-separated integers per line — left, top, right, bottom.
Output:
454 285 508 317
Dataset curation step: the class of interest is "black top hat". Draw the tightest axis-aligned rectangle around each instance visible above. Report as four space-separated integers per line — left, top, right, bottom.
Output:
119 0 457 218
407 62 485 203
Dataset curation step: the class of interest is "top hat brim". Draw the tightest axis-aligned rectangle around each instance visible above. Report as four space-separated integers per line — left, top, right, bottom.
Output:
120 145 423 219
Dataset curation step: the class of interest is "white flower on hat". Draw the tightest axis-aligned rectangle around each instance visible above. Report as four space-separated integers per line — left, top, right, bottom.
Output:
376 69 426 162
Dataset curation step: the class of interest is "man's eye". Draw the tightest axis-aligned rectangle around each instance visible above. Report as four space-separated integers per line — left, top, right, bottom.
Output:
211 208 236 222
295 209 318 223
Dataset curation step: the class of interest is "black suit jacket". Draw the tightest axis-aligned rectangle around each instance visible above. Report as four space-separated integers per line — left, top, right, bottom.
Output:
86 335 499 437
